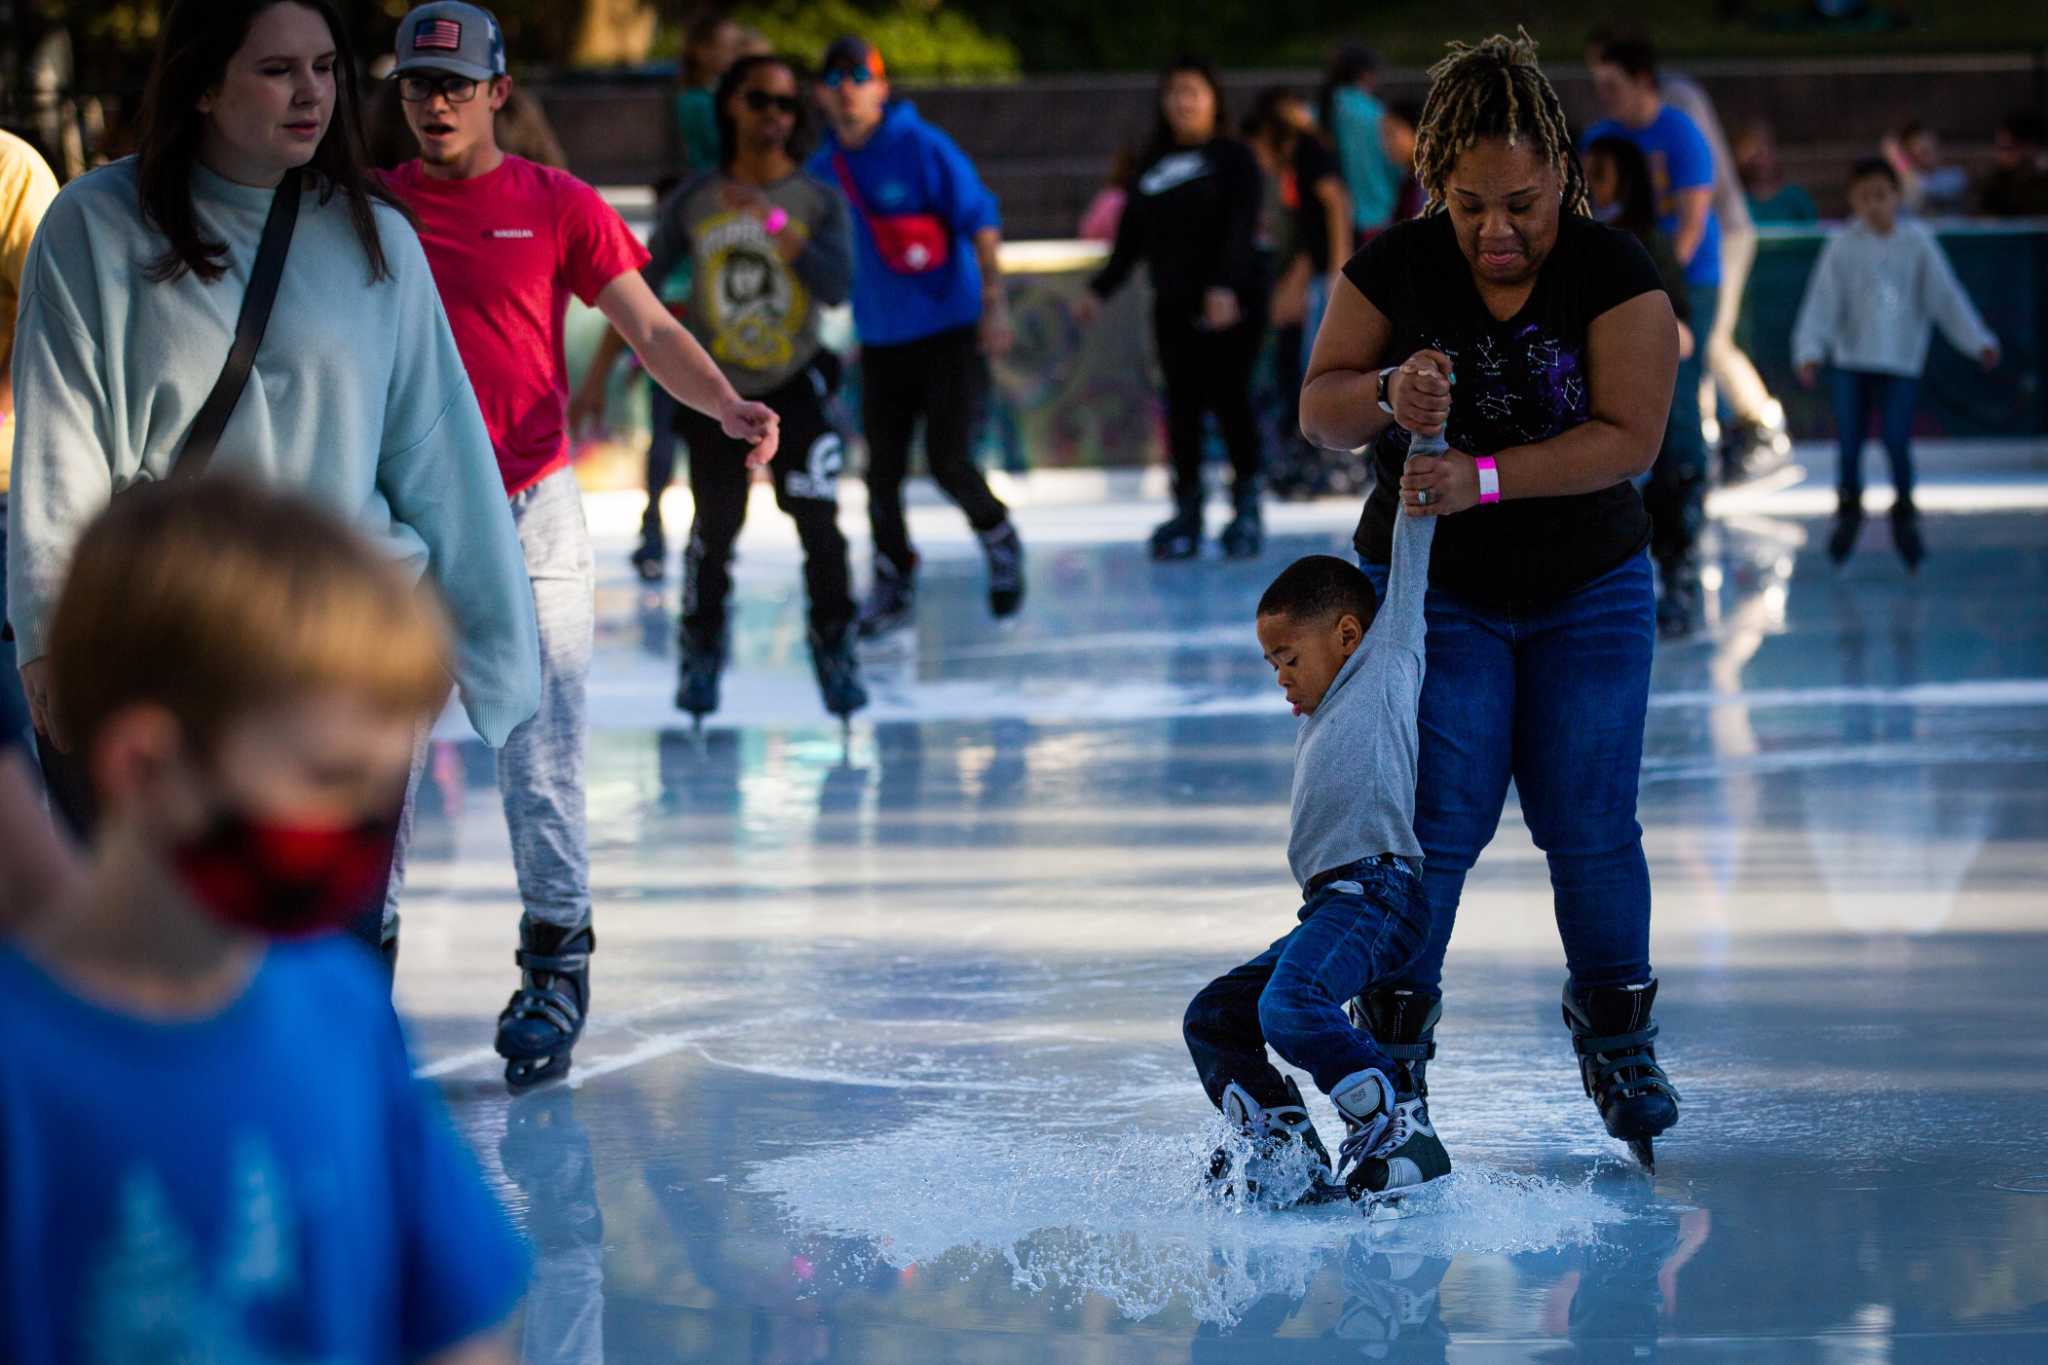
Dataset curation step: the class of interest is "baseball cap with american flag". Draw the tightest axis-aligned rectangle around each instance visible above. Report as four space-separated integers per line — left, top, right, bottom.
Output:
393 2 507 81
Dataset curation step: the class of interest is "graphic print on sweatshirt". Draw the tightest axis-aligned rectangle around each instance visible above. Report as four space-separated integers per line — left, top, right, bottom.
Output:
695 211 811 374
1138 151 1212 199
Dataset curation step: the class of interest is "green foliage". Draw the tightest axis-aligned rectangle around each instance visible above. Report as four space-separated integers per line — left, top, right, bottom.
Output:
726 0 1018 78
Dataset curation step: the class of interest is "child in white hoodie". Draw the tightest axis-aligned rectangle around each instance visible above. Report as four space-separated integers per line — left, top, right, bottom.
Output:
1793 157 1999 569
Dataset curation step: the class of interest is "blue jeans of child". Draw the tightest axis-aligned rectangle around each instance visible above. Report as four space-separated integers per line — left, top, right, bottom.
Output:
1183 855 1432 1110
1830 368 1918 507
1360 551 1656 994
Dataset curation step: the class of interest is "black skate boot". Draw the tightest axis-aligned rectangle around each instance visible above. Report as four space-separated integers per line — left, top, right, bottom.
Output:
1219 486 1265 560
857 553 918 640
1206 1078 1345 1208
1150 499 1204 562
808 625 869 719
675 625 724 720
631 514 667 583
1827 500 1864 566
1655 554 1703 641
1563 978 1680 1170
496 916 594 1088
1890 498 1925 572
977 520 1026 619
1342 989 1452 1201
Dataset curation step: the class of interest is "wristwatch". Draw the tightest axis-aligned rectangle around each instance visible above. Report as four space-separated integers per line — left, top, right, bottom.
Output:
1376 366 1398 415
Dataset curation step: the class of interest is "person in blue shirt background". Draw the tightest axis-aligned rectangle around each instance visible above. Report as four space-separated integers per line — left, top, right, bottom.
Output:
809 35 1025 640
1584 34 1721 639
0 478 525 1365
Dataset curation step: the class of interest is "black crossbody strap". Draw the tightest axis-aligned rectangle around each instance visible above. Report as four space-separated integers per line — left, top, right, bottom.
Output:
171 168 302 479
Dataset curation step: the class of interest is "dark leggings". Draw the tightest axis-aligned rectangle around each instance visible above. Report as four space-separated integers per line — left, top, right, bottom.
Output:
859 325 1009 569
674 362 857 644
1154 306 1267 507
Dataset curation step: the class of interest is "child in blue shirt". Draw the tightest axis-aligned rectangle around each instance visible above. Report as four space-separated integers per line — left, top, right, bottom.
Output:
0 479 526 1364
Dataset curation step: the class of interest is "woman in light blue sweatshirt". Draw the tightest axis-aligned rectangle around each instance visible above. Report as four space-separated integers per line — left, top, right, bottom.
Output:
6 0 539 812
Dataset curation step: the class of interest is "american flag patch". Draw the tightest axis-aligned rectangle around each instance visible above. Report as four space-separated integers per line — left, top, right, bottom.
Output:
414 19 462 51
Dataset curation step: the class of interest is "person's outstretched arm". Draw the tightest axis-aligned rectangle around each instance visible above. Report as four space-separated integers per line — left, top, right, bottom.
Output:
1374 492 1436 655
1917 229 1999 366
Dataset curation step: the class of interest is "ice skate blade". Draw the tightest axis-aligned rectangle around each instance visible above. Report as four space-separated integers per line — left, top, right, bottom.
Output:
503 1051 573 1091
1628 1137 1656 1172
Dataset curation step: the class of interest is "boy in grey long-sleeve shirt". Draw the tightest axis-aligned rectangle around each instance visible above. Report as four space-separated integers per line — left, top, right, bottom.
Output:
1181 509 1449 1207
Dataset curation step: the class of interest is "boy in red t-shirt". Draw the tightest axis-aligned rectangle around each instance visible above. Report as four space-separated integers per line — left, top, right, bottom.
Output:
381 1 780 1088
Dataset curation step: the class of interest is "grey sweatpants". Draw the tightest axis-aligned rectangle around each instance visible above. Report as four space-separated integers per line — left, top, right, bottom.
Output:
385 469 594 931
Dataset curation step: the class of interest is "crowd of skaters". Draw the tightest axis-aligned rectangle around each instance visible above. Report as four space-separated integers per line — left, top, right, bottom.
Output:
0 0 2036 1357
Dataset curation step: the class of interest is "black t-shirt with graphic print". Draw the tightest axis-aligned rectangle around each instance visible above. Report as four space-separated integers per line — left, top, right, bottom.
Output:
1344 211 1664 609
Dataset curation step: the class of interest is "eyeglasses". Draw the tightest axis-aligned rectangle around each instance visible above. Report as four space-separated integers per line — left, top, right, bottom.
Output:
743 91 802 115
822 66 874 89
396 73 481 104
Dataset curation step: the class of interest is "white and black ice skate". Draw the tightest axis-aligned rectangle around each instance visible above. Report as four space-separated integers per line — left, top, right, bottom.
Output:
1206 1079 1346 1209
1333 1067 1451 1208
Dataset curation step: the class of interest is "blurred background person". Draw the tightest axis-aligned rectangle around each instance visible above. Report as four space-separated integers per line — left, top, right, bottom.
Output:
1978 109 2048 217
1588 29 1785 490
1793 157 1999 570
1321 45 1399 242
1245 86 1349 502
1881 121 1970 216
1734 120 1818 223
1081 57 1269 561
1587 134 1701 639
1376 99 1427 232
1584 34 1720 635
810 34 1024 638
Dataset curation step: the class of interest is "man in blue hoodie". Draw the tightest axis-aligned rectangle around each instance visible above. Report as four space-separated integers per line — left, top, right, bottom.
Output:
809 36 1024 638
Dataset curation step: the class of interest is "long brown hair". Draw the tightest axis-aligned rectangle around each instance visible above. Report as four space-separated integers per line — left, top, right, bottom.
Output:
136 0 410 284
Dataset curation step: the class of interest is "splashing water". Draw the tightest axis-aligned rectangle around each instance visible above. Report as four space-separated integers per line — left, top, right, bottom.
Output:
744 1113 1631 1326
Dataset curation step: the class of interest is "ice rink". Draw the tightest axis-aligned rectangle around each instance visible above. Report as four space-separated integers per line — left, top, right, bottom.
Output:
394 451 2048 1363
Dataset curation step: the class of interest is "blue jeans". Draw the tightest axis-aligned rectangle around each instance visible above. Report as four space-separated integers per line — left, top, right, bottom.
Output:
1830 368 1918 507
1360 552 1656 993
1183 855 1432 1108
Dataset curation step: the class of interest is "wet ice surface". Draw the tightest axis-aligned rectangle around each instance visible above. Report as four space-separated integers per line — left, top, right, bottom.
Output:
397 476 2048 1362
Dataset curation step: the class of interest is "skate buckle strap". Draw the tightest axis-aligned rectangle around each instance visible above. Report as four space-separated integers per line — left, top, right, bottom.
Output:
514 947 591 974
1379 1039 1436 1063
1571 1023 1657 1056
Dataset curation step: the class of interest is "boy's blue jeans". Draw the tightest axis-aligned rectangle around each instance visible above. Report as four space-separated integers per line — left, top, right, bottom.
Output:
1361 552 1656 995
1830 368 1919 507
1183 855 1432 1110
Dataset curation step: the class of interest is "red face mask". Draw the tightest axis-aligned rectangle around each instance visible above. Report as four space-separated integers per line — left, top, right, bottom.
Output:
172 809 402 939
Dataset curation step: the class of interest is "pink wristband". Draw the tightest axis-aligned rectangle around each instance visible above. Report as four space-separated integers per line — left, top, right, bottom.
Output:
762 207 790 236
1475 456 1501 505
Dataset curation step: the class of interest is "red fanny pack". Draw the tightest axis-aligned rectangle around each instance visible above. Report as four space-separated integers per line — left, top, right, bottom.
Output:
832 153 951 275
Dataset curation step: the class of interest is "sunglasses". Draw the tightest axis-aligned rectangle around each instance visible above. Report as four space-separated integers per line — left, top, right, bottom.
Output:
743 91 802 115
822 66 874 89
396 73 481 104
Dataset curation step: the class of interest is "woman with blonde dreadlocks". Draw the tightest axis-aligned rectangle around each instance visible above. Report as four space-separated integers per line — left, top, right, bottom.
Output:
1299 32 1684 1172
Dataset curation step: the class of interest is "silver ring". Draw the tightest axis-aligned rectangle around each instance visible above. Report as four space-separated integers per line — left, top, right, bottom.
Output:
1417 489 1433 507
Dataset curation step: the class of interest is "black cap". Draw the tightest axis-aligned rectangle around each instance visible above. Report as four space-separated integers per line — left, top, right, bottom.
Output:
821 35 885 80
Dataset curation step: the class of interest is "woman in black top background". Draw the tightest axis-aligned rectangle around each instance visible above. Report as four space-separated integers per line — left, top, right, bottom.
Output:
1083 58 1268 561
1301 33 1684 1171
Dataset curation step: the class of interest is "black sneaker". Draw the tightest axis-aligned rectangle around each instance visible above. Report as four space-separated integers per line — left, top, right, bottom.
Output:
1150 504 1203 562
631 521 667 583
1219 491 1264 560
1890 500 1925 572
978 521 1026 619
675 626 724 718
808 627 869 718
1828 505 1864 565
857 554 918 640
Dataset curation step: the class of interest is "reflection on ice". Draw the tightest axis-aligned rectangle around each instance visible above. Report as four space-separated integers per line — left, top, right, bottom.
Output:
744 1114 1629 1326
